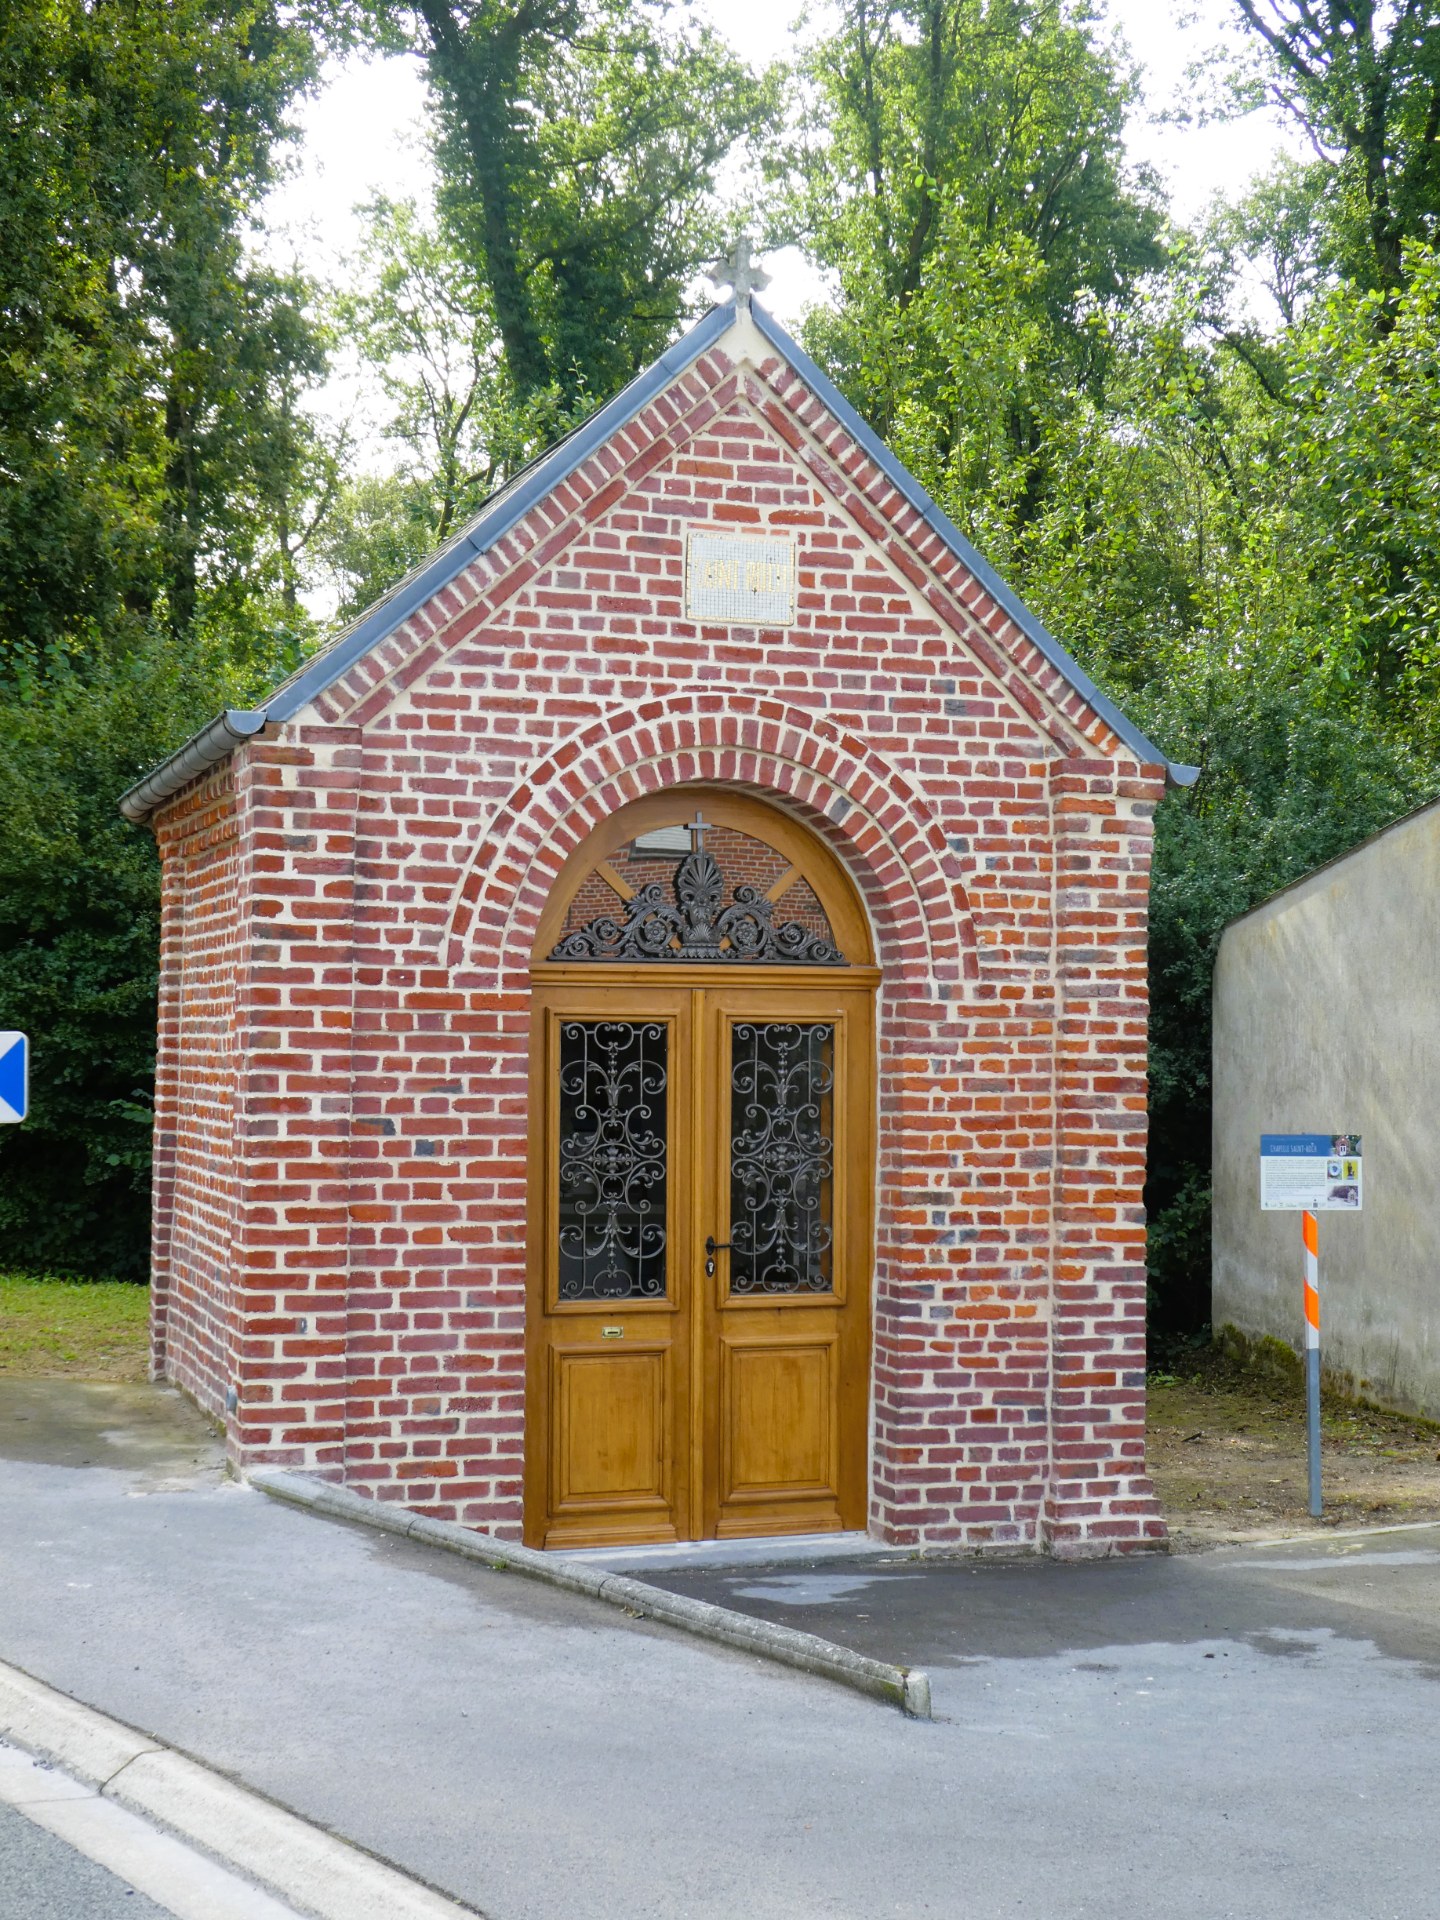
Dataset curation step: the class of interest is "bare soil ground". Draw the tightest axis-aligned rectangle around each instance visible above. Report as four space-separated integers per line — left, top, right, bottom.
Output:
1148 1349 1440 1546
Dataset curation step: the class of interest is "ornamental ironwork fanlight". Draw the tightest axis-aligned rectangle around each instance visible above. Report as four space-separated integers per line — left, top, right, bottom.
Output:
548 813 846 965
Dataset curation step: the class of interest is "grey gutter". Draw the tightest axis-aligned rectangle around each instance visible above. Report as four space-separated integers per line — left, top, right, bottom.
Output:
119 302 740 824
118 708 269 823
748 303 1200 789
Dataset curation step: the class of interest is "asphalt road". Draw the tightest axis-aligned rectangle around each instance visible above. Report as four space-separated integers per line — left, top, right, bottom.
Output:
1 1378 1437 1920
0 1798 171 1919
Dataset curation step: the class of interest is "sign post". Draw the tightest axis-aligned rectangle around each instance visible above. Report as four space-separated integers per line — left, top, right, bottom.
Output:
1302 1209 1321 1517
1259 1132 1363 1517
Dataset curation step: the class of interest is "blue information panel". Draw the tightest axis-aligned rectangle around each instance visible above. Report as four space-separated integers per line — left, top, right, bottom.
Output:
0 1032 27 1124
1260 1132 1362 1210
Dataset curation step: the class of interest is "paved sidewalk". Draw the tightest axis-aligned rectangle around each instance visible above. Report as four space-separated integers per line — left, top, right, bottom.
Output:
1 1379 1437 1919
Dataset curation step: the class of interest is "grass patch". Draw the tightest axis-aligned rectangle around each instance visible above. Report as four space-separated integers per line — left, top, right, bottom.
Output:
0 1273 149 1381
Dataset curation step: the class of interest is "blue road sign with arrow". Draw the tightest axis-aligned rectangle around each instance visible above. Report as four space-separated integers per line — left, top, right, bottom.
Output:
0 1032 28 1123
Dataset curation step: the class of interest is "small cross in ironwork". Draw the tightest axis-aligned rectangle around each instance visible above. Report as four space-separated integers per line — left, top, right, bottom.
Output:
707 237 771 310
685 811 711 850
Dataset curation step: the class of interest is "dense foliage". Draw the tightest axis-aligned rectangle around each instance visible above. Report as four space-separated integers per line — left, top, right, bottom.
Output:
2 0 1438 1319
0 0 332 1273
786 0 1440 1327
358 0 776 407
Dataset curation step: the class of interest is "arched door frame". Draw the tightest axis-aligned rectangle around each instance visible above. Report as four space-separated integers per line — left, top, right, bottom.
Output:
523 787 879 1548
530 786 878 983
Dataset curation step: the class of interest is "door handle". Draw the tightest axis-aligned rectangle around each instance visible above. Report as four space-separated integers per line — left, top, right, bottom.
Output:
704 1235 732 1278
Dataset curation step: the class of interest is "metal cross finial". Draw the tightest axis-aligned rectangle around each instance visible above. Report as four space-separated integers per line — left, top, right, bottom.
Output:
707 237 771 310
685 811 711 850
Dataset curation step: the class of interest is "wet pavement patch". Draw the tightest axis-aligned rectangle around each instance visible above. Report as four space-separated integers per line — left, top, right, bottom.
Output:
647 1527 1440 1678
0 1379 225 1487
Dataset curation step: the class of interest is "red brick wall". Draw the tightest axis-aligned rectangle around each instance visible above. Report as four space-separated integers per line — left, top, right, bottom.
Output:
148 318 1166 1554
151 766 242 1422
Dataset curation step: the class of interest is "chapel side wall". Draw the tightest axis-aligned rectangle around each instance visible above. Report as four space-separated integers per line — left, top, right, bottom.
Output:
225 732 361 1478
1213 802 1440 1419
150 768 243 1421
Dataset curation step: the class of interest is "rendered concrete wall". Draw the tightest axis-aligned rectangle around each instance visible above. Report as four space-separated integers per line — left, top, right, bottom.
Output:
1212 800 1440 1418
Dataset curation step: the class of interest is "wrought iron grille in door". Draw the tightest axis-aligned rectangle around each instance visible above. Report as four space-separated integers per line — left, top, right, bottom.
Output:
728 1021 835 1295
556 1020 668 1300
549 813 845 965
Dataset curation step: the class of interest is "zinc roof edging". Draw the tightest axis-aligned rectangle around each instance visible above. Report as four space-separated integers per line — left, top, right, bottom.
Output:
747 302 1199 790
117 301 740 825
117 707 268 824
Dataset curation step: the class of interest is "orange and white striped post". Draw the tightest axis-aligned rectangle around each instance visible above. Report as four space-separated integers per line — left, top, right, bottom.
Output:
1303 1208 1322 1516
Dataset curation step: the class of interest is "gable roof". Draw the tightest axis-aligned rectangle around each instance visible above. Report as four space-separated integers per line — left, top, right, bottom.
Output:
119 298 1197 823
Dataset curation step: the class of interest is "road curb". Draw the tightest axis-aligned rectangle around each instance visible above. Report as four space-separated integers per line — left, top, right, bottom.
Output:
1213 1516 1440 1551
0 1658 482 1920
249 1468 933 1720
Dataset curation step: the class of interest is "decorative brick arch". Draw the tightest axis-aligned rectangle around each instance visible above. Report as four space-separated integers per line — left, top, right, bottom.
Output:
441 690 982 985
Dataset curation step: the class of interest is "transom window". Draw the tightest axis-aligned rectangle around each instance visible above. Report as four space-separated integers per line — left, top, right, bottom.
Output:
549 811 845 965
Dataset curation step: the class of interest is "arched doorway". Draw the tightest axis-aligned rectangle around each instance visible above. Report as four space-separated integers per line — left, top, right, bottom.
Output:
524 790 878 1549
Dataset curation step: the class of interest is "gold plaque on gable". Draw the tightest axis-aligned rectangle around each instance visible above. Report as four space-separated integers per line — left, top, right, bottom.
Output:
685 533 797 627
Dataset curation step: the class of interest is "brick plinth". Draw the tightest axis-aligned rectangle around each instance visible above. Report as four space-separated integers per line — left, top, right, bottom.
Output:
144 309 1167 1554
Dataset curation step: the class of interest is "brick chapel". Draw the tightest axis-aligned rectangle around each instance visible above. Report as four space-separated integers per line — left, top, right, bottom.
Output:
121 270 1194 1558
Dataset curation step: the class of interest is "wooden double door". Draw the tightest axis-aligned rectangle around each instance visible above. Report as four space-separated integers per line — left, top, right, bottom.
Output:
525 980 874 1549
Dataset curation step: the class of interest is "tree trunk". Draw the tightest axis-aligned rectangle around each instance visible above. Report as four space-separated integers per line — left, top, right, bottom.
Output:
415 0 556 396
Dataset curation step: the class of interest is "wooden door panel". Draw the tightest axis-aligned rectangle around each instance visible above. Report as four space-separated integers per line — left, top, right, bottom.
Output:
701 988 873 1541
525 988 692 1549
720 1333 837 1501
547 1343 673 1545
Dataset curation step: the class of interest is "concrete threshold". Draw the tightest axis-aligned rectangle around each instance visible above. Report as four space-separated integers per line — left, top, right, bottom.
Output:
0 1660 481 1920
567 1530 907 1574
248 1469 933 1720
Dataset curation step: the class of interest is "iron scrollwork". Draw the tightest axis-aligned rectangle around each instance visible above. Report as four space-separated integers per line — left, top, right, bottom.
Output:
557 1021 668 1301
729 1021 835 1295
549 816 845 966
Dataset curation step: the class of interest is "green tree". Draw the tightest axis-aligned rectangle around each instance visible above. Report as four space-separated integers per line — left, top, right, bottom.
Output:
0 0 338 1276
0 643 243 1280
320 195 565 619
790 0 1165 548
318 473 441 627
0 1 336 687
1227 0 1440 296
339 198 531 535
357 0 775 408
1278 246 1440 723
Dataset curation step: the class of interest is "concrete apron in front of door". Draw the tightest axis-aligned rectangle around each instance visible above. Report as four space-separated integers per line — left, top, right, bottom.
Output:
249 1468 932 1719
